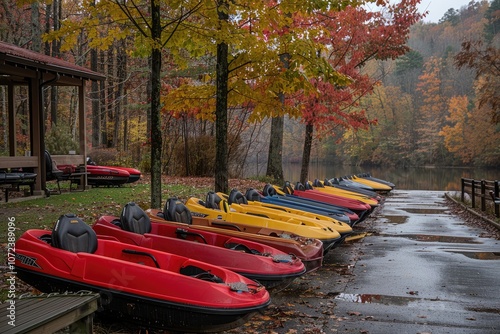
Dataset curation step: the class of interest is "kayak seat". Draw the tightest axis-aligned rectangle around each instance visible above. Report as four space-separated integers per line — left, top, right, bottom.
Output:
120 202 151 235
323 178 333 186
262 184 277 196
283 181 294 195
165 197 193 224
52 213 98 253
228 189 248 205
312 179 324 187
205 191 223 209
245 188 262 201
295 182 306 191
304 182 314 190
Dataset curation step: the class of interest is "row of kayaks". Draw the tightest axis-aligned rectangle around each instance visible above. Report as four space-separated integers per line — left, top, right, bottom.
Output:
13 173 394 333
57 163 142 187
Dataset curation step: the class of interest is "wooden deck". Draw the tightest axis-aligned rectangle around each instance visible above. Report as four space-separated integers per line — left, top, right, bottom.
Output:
0 292 99 334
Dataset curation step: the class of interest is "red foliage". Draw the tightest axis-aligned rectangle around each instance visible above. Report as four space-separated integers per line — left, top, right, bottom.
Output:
291 1 424 136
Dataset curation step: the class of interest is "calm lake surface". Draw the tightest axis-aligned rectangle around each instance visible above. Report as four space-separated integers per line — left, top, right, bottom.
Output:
245 163 499 191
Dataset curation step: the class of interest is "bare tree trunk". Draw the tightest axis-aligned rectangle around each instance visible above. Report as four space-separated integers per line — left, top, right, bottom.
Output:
31 2 41 52
147 56 152 137
99 50 107 147
182 114 189 175
266 114 284 183
114 41 126 150
215 0 229 193
106 45 114 147
266 51 289 184
300 122 313 185
150 0 163 209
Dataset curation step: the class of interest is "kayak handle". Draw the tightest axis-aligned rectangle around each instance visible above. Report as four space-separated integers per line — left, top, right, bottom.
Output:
175 228 208 244
210 221 241 231
122 249 160 268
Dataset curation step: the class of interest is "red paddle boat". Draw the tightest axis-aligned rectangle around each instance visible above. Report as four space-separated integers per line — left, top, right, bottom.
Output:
14 213 270 332
93 202 306 289
147 197 325 273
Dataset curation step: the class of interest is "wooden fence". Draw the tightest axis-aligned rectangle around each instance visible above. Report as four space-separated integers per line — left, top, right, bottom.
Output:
461 178 500 218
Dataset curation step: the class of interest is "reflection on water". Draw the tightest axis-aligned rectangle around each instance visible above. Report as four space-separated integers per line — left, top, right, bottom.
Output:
244 163 498 191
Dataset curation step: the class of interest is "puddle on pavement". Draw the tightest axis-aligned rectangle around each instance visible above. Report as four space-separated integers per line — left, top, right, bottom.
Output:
446 251 500 260
401 208 448 214
382 234 482 244
384 215 408 224
334 293 417 306
466 307 500 314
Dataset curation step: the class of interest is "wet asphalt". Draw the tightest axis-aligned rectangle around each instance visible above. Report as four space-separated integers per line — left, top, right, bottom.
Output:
225 189 500 334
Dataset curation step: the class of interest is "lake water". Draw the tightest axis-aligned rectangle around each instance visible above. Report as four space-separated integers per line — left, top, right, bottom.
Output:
245 163 499 191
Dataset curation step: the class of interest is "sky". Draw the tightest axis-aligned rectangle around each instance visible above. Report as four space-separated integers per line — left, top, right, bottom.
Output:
418 0 474 22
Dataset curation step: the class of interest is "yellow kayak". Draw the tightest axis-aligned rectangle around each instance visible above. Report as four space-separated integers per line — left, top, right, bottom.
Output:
218 190 353 238
348 175 393 192
185 193 342 252
308 181 380 207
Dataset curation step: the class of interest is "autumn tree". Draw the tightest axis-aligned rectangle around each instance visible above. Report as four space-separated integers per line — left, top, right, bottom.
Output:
439 96 473 163
292 0 423 183
165 1 374 190
46 0 205 208
455 40 500 124
440 94 500 165
415 57 449 164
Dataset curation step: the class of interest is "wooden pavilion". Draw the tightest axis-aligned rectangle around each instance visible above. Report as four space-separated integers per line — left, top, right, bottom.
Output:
0 41 105 196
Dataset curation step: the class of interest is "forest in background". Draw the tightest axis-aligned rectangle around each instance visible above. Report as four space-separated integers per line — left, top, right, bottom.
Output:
0 0 498 180
285 0 500 168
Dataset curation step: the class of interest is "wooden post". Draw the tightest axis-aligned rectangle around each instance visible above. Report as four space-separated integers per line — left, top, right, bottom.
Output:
495 181 499 218
79 82 88 189
480 180 486 212
461 178 465 202
471 180 476 208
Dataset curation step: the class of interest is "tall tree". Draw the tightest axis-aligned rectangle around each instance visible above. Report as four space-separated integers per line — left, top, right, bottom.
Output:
215 0 229 193
455 40 500 124
295 0 424 183
48 0 204 208
415 57 449 164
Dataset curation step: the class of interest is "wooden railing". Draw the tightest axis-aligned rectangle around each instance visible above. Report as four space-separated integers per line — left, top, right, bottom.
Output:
0 156 39 169
461 178 500 218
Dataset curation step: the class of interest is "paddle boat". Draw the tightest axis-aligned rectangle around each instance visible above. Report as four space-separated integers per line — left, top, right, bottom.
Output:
283 182 373 219
356 173 396 190
14 213 270 332
260 184 361 225
93 202 306 289
185 192 342 252
218 189 353 243
147 197 324 273
344 174 393 192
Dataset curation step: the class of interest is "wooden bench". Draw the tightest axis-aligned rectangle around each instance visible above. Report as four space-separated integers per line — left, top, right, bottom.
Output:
0 173 37 202
0 292 99 334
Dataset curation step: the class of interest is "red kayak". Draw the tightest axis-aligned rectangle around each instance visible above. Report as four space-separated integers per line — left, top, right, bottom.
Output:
101 166 141 183
14 213 270 332
85 165 130 186
285 182 372 214
93 202 306 290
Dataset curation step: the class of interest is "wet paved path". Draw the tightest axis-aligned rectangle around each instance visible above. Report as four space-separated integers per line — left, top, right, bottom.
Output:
331 190 500 333
231 190 500 334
